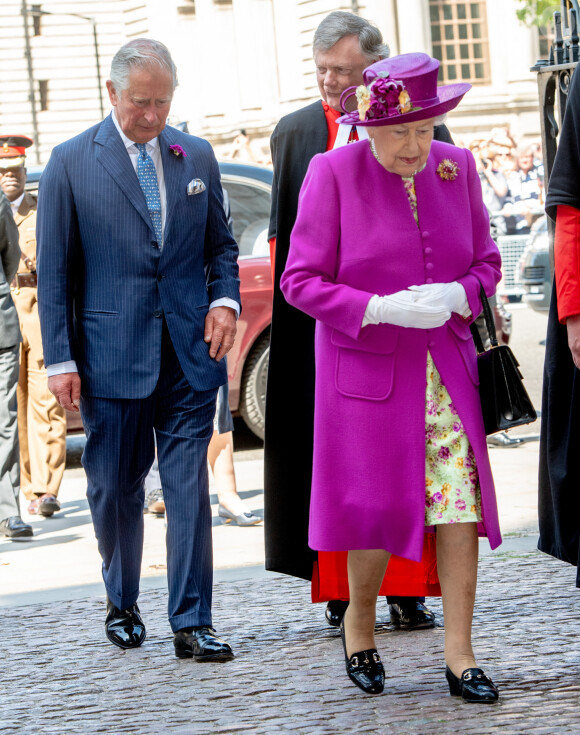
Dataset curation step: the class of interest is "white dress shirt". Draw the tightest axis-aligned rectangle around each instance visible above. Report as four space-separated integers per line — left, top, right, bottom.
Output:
10 192 25 217
111 111 168 244
47 112 239 377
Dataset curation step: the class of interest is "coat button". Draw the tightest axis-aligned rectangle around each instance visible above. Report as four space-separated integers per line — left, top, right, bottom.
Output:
426 278 434 284
153 309 162 318
424 247 433 255
426 262 434 271
422 231 430 238
151 240 158 248
157 274 164 281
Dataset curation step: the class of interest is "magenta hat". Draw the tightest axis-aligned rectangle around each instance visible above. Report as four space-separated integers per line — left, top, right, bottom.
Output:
337 53 470 127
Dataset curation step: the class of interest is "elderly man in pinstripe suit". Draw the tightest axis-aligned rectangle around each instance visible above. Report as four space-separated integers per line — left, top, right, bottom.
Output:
37 39 240 660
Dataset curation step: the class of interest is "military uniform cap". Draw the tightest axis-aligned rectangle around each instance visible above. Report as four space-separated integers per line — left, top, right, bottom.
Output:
0 135 33 168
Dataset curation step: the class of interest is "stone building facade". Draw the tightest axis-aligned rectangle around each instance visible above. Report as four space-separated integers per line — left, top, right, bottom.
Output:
1 0 549 164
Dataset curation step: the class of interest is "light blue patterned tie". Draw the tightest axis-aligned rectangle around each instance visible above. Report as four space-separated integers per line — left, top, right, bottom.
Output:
136 143 163 247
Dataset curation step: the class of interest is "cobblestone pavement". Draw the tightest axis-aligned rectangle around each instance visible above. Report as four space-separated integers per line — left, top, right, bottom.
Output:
2 545 579 735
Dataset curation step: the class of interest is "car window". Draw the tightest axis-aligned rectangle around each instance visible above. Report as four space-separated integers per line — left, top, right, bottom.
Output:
222 178 270 258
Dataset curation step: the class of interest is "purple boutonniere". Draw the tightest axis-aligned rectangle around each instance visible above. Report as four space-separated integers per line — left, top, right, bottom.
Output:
169 144 187 158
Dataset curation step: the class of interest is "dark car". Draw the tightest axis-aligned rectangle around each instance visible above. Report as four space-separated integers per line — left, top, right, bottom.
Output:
518 215 552 313
26 161 273 439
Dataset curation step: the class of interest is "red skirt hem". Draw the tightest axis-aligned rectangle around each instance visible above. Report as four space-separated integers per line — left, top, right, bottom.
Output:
311 533 441 602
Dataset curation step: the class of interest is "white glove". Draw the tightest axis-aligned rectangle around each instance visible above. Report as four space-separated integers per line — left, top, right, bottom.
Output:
362 291 451 329
409 282 471 318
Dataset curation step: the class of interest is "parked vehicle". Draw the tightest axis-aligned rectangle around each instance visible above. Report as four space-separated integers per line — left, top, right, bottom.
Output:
495 234 529 301
26 161 273 439
26 159 513 440
518 215 552 313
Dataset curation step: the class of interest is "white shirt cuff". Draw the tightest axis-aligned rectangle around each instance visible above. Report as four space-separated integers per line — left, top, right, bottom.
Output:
46 360 78 377
210 298 240 317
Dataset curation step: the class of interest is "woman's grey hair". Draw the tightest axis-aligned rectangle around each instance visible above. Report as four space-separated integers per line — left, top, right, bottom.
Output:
109 38 178 92
313 11 390 62
434 113 447 126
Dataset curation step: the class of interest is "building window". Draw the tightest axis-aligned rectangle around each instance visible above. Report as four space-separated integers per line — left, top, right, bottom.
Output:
38 80 49 111
177 0 196 15
429 1 491 84
31 5 42 36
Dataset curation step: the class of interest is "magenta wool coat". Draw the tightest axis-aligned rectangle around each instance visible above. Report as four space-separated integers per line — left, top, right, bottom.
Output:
280 139 502 563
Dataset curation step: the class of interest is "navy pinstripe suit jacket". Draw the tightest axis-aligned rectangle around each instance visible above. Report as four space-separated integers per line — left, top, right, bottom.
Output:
36 115 240 399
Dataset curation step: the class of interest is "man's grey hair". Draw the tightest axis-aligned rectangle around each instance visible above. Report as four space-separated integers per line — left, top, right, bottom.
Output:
313 11 389 62
109 38 178 92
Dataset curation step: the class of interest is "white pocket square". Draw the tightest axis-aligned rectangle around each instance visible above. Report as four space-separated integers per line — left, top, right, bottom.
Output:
187 178 206 196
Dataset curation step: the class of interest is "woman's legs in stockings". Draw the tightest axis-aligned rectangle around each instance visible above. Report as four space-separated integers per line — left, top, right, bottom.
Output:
343 549 390 656
436 522 479 676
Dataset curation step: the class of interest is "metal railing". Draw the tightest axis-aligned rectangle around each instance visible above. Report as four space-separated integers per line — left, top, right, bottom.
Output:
496 235 530 297
532 0 580 266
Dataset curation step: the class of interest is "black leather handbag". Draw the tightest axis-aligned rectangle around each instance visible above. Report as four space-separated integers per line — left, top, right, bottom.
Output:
469 287 537 435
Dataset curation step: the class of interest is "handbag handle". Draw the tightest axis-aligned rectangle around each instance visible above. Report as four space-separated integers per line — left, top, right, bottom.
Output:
469 285 498 354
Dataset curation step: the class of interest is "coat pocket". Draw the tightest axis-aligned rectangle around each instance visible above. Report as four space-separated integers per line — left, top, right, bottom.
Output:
332 327 398 401
447 317 479 385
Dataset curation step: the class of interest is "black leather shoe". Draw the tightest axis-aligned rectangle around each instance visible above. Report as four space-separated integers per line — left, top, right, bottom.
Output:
340 620 384 694
0 516 33 539
389 600 435 630
325 599 349 627
445 666 499 703
174 627 234 662
105 601 146 649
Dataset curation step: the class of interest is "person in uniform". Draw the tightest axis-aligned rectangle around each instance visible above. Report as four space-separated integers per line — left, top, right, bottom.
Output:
0 135 66 518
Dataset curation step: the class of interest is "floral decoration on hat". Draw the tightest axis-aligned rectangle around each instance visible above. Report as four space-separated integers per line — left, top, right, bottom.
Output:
169 144 187 158
355 72 419 122
436 158 460 181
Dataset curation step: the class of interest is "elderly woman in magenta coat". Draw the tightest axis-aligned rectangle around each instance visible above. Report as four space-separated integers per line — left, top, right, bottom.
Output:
281 54 502 700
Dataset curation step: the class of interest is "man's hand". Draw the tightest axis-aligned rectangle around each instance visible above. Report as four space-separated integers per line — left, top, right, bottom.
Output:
48 372 81 412
567 314 580 369
204 306 237 362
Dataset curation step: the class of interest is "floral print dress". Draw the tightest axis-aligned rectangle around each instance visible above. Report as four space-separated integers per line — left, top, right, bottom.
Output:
402 170 483 526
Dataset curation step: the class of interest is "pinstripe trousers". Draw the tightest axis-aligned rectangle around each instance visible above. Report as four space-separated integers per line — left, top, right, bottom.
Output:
80 321 218 632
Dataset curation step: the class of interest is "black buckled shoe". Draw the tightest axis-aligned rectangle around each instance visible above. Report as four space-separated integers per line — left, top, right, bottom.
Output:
446 666 499 703
325 599 349 628
340 620 384 694
174 626 234 662
105 601 146 649
389 600 435 630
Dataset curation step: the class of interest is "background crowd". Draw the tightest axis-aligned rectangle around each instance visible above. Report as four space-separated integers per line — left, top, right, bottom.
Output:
468 128 545 236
